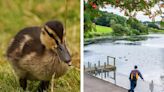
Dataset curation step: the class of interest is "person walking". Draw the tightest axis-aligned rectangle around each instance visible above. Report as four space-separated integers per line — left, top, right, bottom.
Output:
128 65 144 92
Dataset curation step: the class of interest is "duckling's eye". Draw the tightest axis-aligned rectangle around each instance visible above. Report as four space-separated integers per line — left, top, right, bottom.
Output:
49 33 54 38
43 27 61 46
42 31 46 35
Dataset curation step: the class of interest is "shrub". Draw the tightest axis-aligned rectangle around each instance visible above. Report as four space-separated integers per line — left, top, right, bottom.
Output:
111 24 129 36
131 29 140 35
128 18 148 35
137 24 148 34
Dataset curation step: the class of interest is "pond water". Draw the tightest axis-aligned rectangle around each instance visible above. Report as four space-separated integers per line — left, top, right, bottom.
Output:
84 34 164 92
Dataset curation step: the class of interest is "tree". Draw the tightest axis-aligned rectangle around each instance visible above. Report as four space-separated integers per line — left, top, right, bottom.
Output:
84 0 163 32
127 18 148 34
94 12 127 27
111 24 129 36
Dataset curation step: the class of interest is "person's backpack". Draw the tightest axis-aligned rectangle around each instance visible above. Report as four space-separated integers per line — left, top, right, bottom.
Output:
130 71 139 80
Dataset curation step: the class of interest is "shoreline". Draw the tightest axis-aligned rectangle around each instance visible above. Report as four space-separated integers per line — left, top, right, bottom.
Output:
84 33 164 46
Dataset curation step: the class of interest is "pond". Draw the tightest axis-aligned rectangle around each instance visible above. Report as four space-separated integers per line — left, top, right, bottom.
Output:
84 34 164 92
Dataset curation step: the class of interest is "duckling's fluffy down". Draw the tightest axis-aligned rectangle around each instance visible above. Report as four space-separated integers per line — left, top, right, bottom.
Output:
7 27 68 80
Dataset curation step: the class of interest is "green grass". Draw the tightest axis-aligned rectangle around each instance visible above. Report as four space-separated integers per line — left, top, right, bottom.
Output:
149 28 164 34
0 62 80 92
0 0 80 92
154 29 164 33
85 25 113 38
95 25 113 33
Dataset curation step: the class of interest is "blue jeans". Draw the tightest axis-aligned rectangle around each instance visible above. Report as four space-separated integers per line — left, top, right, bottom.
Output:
128 80 137 92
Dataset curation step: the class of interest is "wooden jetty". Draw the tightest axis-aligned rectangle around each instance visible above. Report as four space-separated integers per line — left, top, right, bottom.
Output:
84 56 116 73
84 56 117 84
84 56 128 92
85 64 116 72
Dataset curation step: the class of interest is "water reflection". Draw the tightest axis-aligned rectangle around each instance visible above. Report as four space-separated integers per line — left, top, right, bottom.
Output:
114 41 141 45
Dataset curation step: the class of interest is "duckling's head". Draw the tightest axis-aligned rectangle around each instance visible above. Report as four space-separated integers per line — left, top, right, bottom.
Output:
40 20 71 65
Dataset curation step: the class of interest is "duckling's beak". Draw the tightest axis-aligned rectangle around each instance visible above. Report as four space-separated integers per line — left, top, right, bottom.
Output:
56 43 71 66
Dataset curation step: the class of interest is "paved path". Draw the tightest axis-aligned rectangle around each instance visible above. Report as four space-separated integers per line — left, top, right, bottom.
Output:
84 73 128 92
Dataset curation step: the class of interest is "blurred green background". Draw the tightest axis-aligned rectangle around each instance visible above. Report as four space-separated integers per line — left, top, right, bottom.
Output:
0 0 80 92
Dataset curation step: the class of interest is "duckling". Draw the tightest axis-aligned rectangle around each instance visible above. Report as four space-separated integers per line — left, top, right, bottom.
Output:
6 20 71 92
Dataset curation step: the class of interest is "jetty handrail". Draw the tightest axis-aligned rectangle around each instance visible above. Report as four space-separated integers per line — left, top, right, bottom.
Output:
84 56 117 84
84 56 116 71
107 56 116 67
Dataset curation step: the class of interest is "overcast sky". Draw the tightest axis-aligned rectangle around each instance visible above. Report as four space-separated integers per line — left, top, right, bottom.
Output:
100 4 164 22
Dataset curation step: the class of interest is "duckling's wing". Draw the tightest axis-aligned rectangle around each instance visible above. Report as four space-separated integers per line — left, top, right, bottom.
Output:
21 28 45 56
7 27 45 61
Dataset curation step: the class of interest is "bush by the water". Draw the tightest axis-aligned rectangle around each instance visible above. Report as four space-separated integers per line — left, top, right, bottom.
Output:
111 18 148 36
127 18 148 35
111 24 129 36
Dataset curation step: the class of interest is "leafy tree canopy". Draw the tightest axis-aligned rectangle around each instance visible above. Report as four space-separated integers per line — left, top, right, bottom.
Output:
84 0 164 32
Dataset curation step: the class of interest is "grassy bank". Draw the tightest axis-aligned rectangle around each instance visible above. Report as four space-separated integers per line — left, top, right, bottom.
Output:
84 25 164 40
0 0 80 92
149 28 164 34
84 25 113 38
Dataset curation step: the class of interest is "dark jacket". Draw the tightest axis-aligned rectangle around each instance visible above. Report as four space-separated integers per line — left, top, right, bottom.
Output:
129 69 143 80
